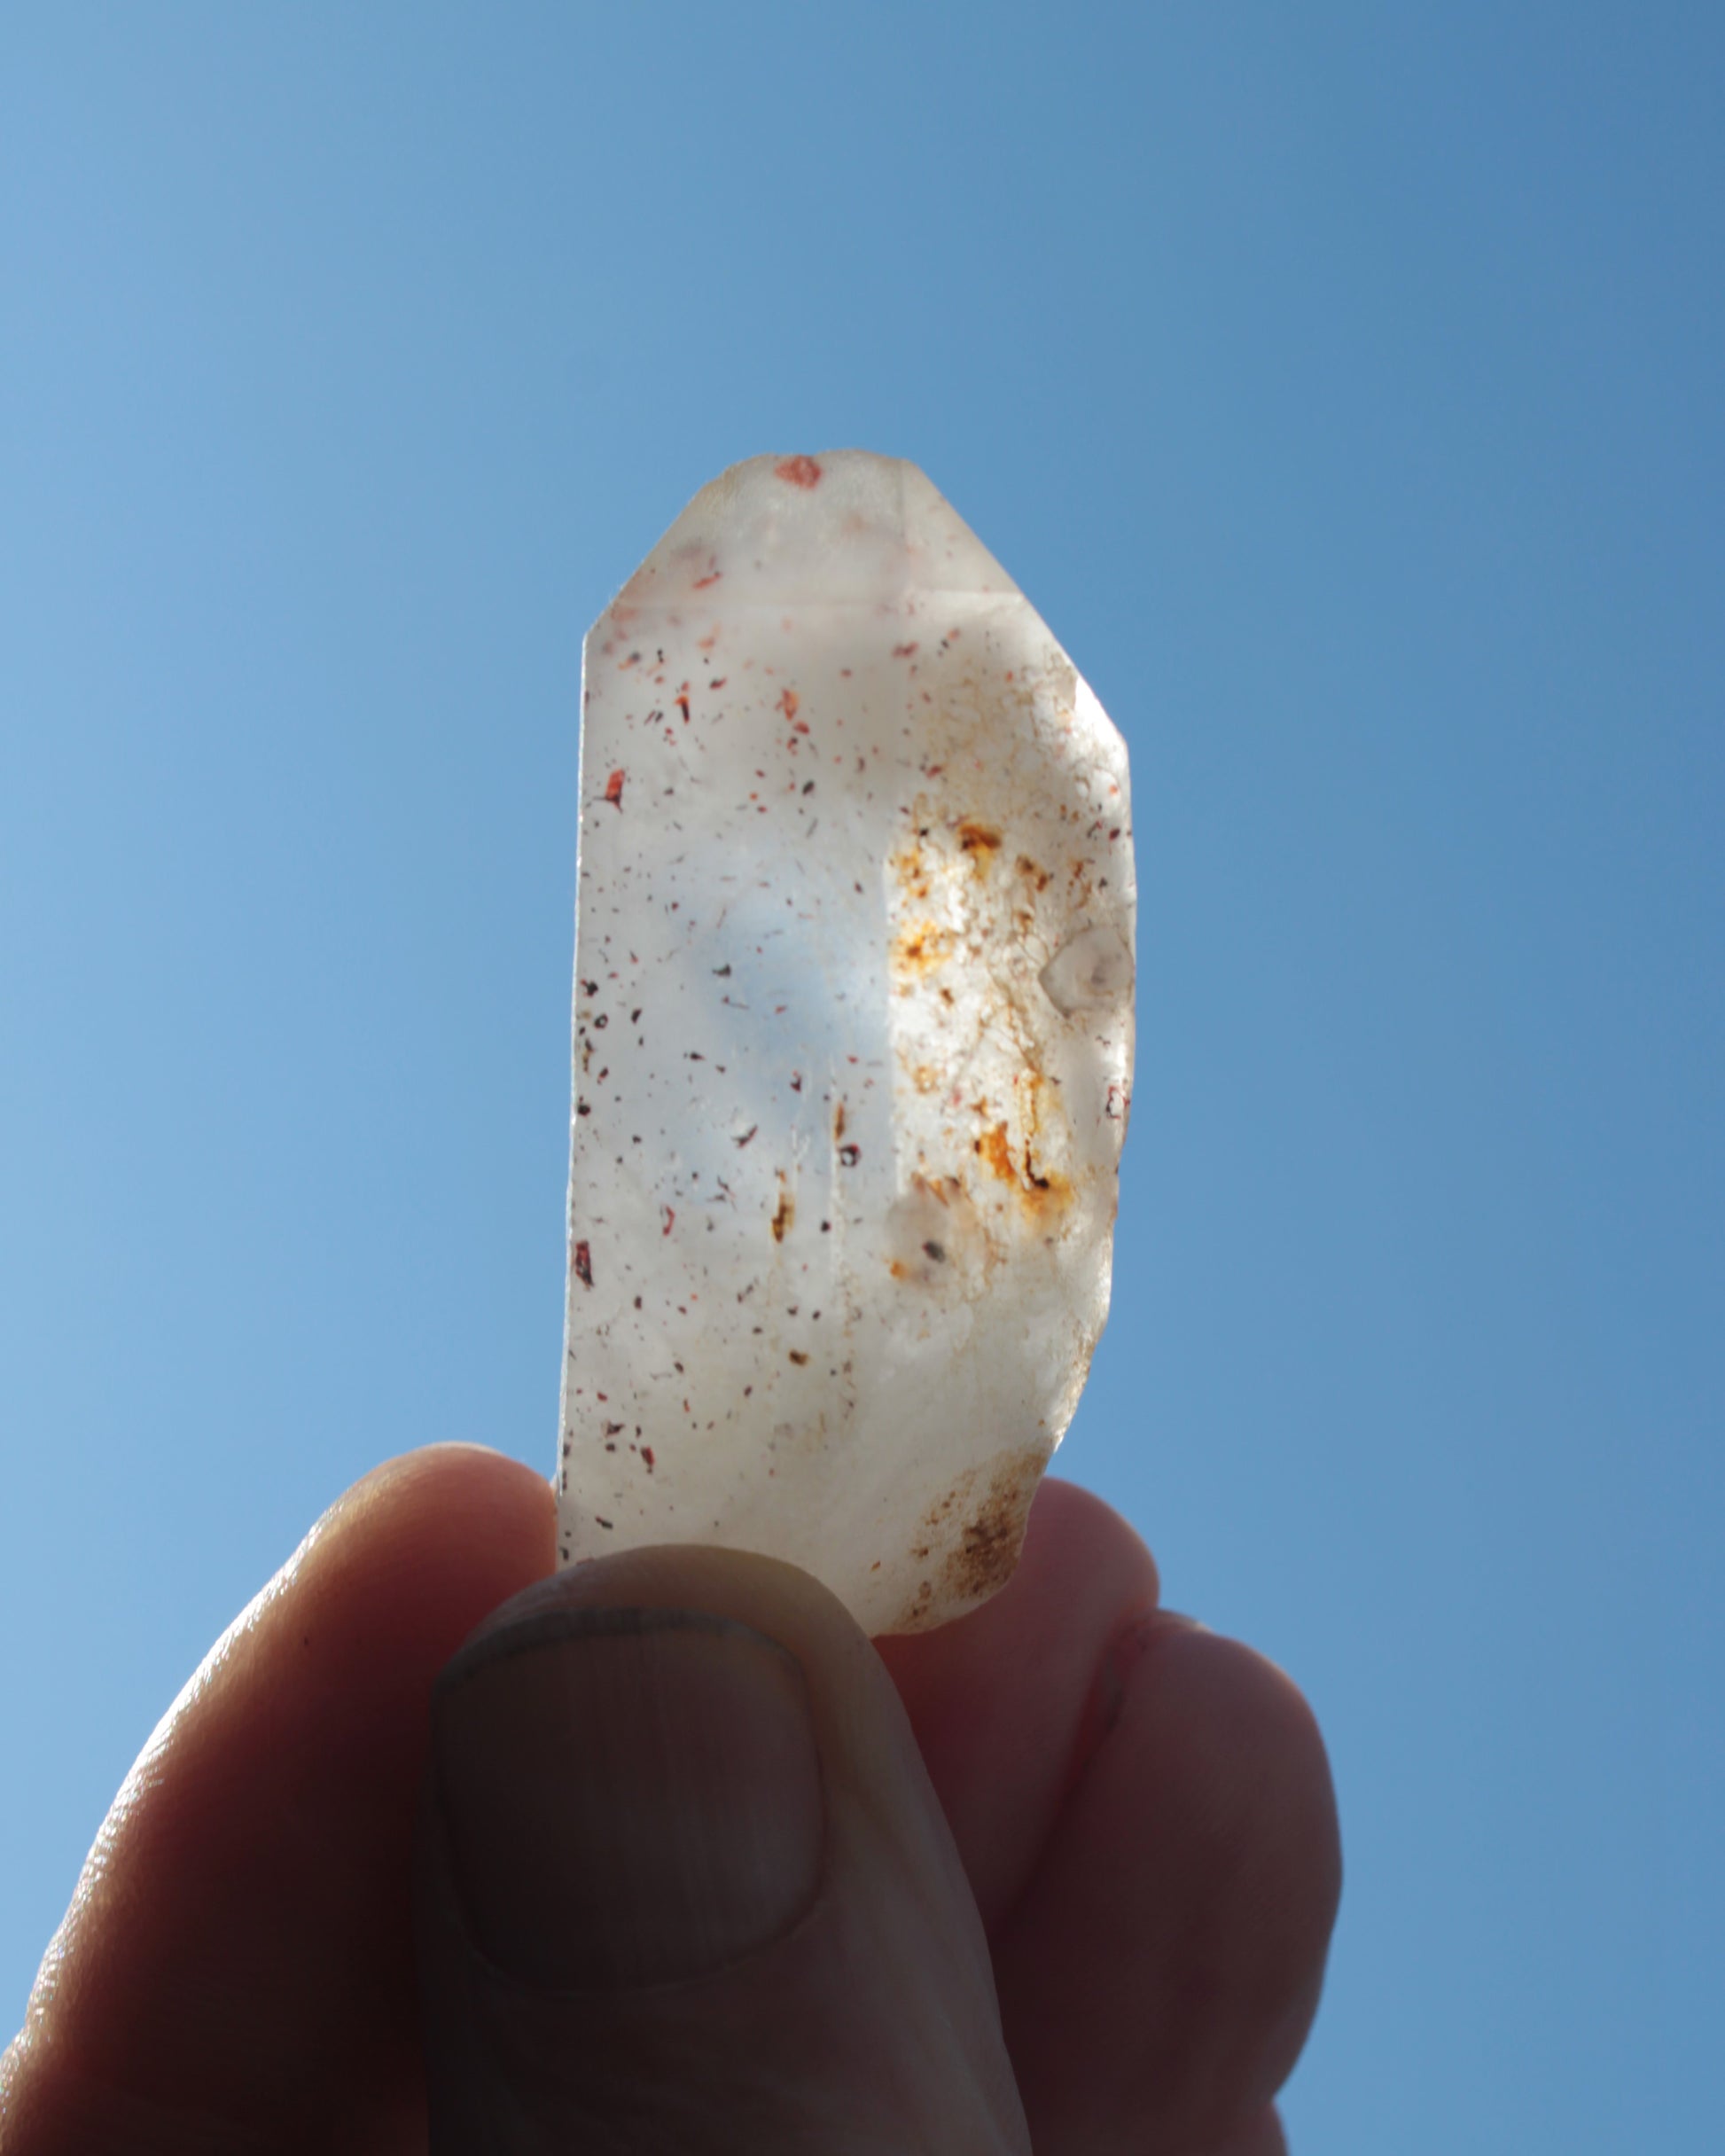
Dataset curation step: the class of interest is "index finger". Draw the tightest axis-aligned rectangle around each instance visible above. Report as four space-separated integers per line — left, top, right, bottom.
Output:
2 1446 554 2152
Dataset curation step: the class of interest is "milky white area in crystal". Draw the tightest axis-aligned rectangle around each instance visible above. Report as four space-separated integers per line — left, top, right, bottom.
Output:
558 451 1135 1633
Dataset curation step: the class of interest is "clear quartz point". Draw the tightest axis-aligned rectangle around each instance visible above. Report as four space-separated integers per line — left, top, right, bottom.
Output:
558 450 1135 1633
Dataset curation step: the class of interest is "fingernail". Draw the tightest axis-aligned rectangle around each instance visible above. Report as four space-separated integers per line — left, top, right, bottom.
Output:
432 1605 823 1988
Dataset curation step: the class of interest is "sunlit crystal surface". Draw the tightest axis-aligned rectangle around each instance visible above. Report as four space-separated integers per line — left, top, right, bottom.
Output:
557 452 1135 1632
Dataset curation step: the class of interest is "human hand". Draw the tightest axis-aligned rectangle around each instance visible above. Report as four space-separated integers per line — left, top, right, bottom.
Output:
1 1445 1339 2152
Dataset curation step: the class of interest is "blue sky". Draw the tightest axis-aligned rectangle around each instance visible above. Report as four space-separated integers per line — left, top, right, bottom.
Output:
3 7 1721 2147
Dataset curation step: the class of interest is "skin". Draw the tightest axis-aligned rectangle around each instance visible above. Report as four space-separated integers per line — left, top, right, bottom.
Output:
0 1445 1339 2152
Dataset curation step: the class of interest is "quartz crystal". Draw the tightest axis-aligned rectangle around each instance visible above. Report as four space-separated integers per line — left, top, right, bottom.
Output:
558 451 1134 1633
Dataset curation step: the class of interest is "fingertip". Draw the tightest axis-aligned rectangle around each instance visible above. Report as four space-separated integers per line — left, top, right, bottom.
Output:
1016 1474 1162 1609
1097 1617 1342 2043
1210 2106 1289 2156
1128 1620 1342 1942
294 1445 557 1648
995 1618 1340 2152
324 1441 554 1551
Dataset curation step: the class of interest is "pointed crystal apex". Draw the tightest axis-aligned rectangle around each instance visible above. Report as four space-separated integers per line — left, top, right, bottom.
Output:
618 450 1023 611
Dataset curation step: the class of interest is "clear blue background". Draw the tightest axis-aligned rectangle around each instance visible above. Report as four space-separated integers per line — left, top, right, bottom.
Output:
4 7 1721 2147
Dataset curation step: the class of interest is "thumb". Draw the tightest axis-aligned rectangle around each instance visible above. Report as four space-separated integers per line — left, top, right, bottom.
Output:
413 1544 1031 2154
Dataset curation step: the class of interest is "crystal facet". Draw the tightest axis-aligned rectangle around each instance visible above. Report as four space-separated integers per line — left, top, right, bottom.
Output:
558 452 1134 1633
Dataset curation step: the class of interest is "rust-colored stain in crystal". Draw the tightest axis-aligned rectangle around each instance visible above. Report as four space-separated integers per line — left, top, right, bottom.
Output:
974 1121 1074 1223
1016 855 1052 892
936 1447 1047 1604
603 768 626 808
778 687 800 723
975 1122 1016 1183
957 820 1002 869
770 1176 795 1244
573 1240 593 1287
1021 1158 1073 1220
892 920 953 982
832 1101 847 1142
776 456 823 489
889 841 933 901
